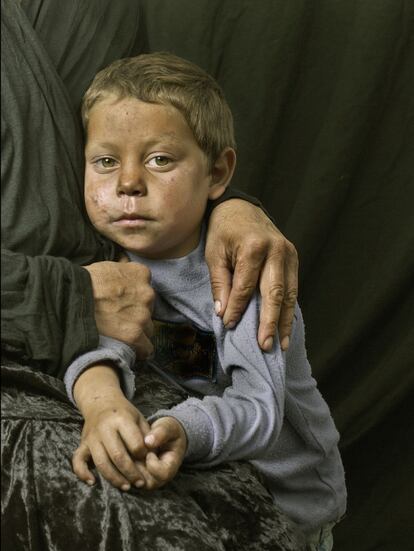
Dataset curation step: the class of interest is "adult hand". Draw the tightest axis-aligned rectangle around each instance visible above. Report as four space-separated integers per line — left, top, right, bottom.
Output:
72 364 150 491
84 261 155 359
205 199 298 352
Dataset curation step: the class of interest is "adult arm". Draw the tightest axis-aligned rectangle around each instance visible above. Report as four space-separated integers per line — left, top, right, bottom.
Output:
1 250 155 378
1 249 98 377
1 1 154 375
206 190 298 352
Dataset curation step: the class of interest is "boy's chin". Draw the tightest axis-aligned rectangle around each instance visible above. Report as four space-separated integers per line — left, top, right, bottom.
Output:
126 241 198 260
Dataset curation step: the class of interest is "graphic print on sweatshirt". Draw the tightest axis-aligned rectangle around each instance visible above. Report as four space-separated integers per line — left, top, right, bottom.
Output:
152 319 217 382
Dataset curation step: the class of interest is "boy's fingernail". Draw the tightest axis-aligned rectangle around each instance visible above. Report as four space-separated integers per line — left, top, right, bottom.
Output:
281 336 290 351
145 435 155 446
226 320 236 329
121 483 131 492
214 300 222 315
135 480 144 488
263 336 273 351
86 479 95 486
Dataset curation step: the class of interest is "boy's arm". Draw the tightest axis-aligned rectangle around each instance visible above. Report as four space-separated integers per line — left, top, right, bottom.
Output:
147 294 288 467
63 335 136 405
72 363 151 491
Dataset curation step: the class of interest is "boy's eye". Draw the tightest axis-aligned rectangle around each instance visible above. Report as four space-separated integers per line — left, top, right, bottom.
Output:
98 157 116 168
148 156 171 167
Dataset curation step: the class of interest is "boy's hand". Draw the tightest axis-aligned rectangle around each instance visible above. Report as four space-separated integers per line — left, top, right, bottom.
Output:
72 364 150 491
137 417 188 490
206 199 298 352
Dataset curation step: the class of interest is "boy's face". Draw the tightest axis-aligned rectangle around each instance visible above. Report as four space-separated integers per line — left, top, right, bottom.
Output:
84 95 226 258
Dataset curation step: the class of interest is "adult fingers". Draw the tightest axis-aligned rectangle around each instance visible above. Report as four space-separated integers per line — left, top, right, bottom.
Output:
222 240 266 327
257 240 298 351
257 253 283 351
72 443 95 486
134 324 154 360
278 243 298 350
134 338 154 360
205 255 232 318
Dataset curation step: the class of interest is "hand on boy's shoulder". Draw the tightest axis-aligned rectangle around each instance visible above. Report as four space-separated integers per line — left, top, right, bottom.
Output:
206 199 298 353
117 253 130 263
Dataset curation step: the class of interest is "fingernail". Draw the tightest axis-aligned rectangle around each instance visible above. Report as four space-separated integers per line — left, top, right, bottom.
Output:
263 336 273 351
121 483 131 492
135 480 144 488
281 336 290 351
86 479 95 486
226 320 236 329
214 300 222 315
145 435 155 446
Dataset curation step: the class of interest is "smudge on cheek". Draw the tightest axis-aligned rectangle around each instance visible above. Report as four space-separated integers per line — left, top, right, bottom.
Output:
85 187 112 226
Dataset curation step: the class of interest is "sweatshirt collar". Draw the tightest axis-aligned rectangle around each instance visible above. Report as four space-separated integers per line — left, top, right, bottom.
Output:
126 225 209 294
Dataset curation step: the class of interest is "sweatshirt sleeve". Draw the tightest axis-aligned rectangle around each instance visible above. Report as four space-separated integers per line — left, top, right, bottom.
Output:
63 335 136 405
206 186 275 224
1 1 118 378
1 249 100 379
149 293 286 466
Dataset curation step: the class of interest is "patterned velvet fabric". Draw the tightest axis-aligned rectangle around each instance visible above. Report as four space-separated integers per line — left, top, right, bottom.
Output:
1 360 305 550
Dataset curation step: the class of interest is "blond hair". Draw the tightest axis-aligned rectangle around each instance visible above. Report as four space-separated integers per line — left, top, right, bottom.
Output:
82 52 236 166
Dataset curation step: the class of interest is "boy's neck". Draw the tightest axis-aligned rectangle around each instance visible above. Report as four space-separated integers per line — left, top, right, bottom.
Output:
128 223 205 262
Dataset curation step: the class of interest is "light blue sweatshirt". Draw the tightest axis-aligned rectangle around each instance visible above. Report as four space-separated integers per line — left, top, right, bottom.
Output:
65 235 346 535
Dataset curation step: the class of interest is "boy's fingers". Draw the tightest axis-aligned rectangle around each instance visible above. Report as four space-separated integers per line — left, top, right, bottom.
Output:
118 422 148 461
90 442 133 491
144 422 170 449
146 451 177 487
133 459 160 490
145 417 185 450
72 443 95 486
103 431 145 485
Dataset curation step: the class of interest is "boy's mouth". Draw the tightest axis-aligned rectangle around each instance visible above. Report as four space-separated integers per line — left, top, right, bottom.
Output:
112 213 152 228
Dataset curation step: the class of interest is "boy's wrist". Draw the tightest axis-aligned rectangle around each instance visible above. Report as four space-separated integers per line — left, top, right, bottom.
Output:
73 362 124 415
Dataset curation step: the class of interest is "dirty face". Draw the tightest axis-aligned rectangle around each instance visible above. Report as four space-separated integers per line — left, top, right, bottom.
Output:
84 95 217 259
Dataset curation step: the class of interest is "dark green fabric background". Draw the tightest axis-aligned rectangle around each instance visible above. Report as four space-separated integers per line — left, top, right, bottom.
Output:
2 0 413 549
136 1 414 548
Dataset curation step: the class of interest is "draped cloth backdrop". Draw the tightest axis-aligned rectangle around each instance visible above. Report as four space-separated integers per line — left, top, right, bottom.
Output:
1 1 413 550
137 2 414 548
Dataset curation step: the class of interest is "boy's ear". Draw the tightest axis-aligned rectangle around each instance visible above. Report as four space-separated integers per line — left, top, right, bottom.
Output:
208 147 237 200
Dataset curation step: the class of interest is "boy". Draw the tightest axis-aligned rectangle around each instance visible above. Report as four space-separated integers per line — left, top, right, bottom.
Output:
65 52 346 548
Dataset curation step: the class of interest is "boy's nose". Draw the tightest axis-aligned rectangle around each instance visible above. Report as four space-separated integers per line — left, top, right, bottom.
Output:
117 166 147 196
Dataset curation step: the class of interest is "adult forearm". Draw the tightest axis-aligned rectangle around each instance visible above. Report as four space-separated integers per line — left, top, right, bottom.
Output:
1 248 98 377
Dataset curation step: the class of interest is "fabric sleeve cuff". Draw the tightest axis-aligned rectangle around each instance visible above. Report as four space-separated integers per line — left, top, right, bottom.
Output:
64 335 136 406
148 398 214 462
205 186 275 224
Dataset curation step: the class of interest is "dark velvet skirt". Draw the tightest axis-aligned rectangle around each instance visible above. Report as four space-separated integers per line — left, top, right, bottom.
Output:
1 360 305 551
